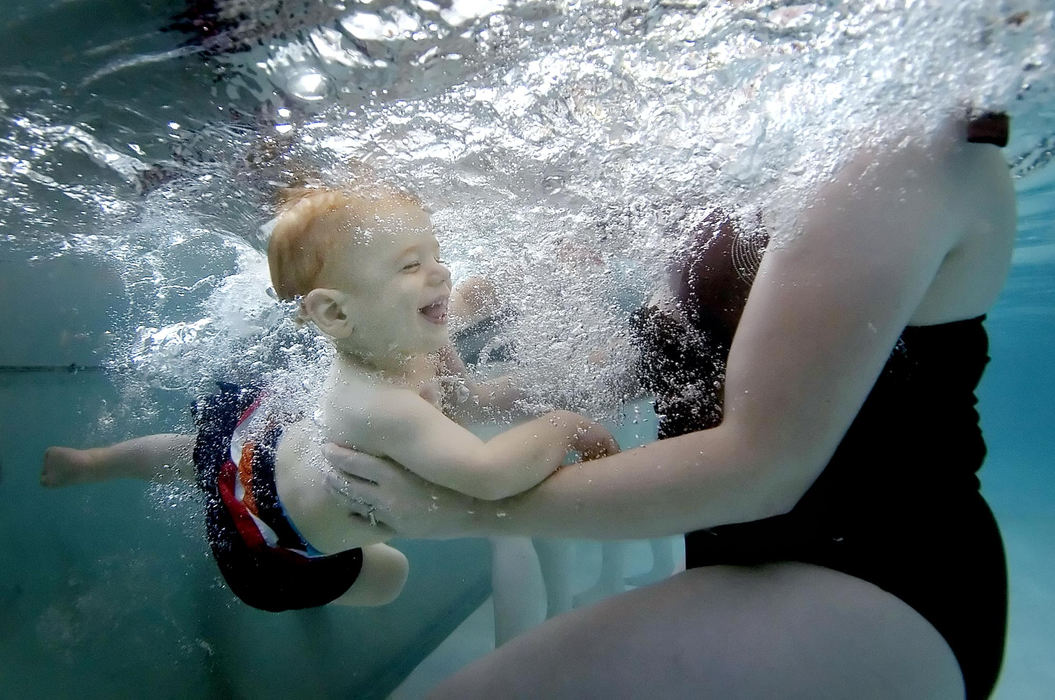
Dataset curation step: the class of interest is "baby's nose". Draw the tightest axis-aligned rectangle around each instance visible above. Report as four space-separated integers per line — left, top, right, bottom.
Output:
431 260 452 285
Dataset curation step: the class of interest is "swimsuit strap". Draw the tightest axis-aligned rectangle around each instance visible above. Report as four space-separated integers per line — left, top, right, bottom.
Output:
966 112 1010 147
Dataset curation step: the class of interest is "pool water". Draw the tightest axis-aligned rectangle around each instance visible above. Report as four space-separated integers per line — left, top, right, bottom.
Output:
1 1 1053 697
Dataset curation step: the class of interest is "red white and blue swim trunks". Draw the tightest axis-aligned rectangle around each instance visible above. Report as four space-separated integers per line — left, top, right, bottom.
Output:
193 383 363 612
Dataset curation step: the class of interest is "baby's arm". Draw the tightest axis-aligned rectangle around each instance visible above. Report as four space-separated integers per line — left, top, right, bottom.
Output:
330 543 409 607
340 391 618 501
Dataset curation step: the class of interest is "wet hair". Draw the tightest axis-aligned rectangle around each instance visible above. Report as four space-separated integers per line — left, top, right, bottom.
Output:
266 182 422 301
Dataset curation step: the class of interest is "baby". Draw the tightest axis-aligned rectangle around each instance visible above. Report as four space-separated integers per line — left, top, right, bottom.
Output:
42 181 618 614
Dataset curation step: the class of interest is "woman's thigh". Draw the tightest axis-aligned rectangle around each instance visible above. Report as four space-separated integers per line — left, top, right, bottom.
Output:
431 562 965 699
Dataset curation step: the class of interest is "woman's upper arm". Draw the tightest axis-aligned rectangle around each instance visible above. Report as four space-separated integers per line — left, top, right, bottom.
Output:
717 141 966 510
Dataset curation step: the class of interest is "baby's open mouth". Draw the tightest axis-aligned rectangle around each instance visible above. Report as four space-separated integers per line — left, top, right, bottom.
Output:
419 298 448 324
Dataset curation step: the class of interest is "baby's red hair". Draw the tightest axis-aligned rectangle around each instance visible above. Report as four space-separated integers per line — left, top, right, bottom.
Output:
267 183 422 301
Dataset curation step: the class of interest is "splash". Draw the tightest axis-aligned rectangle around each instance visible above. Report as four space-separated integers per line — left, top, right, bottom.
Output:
2 0 1053 416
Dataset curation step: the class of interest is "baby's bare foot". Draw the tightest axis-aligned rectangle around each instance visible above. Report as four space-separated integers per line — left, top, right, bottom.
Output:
41 447 102 487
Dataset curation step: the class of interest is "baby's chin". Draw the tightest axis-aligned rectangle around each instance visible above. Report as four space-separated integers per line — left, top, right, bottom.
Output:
423 331 450 355
398 329 450 357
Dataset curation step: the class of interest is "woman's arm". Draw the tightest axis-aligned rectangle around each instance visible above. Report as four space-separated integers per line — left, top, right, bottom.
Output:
326 129 1014 540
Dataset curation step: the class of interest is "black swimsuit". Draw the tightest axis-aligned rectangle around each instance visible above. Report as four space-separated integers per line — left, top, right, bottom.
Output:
632 118 1009 698
673 318 1006 699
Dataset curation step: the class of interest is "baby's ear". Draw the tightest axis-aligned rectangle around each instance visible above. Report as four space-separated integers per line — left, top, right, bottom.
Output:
301 289 353 338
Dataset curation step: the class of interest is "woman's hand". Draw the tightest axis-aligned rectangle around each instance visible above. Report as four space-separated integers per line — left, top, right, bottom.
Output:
338 508 399 546
322 443 483 539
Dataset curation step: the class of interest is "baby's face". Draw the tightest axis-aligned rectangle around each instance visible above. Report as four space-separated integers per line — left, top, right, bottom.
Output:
331 201 452 357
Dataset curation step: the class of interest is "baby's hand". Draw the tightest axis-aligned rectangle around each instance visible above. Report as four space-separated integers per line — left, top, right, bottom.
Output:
570 418 620 461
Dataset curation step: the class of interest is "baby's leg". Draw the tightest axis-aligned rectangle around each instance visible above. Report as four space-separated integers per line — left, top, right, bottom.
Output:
42 434 196 487
490 536 546 647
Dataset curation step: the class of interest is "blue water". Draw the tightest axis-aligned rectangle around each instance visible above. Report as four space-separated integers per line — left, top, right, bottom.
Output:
1 1 1053 697
978 276 1055 697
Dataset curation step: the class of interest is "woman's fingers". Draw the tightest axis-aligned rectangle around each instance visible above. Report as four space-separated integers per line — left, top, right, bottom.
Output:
321 441 481 539
322 443 393 483
321 469 401 536
343 509 397 541
324 468 379 513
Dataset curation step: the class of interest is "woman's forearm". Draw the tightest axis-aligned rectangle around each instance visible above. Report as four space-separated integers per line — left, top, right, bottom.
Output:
460 423 817 540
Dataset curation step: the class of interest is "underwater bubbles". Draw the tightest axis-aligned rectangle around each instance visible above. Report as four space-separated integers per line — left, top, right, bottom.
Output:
286 70 334 102
3 0 1053 414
